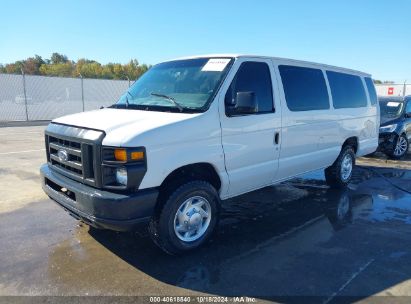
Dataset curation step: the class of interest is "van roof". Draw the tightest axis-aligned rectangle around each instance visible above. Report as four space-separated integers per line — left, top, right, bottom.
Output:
166 54 371 77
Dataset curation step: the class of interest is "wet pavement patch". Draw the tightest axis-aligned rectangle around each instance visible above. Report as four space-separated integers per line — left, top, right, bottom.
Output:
1 165 411 301
1 126 411 300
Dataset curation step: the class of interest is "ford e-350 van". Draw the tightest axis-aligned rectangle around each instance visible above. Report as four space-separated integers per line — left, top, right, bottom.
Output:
40 55 379 254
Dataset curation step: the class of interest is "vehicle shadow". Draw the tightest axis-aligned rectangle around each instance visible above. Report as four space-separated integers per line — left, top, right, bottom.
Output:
89 176 378 302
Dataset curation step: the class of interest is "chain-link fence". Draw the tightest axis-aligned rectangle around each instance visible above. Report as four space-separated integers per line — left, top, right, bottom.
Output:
0 73 130 122
2 73 409 122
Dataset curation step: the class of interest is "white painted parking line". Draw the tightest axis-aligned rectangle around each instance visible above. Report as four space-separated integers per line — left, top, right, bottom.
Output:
0 149 45 155
322 258 375 304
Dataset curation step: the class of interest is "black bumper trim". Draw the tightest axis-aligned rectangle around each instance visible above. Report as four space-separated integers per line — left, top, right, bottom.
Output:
378 132 397 152
40 164 158 231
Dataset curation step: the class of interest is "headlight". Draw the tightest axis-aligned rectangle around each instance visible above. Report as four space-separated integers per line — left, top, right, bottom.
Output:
102 146 146 189
379 124 397 133
115 167 128 186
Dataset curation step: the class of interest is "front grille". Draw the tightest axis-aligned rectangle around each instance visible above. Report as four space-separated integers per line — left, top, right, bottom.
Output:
46 133 97 185
45 123 105 188
49 137 83 176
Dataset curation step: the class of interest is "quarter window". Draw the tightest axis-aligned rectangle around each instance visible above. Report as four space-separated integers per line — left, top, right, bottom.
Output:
327 71 368 108
225 61 274 114
365 77 378 106
279 65 329 111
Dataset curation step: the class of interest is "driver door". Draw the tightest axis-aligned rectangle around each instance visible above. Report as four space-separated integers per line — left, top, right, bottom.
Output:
219 58 281 197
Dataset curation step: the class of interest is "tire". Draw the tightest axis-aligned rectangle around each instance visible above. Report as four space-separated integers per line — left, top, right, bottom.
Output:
149 181 220 255
325 146 355 188
388 134 409 160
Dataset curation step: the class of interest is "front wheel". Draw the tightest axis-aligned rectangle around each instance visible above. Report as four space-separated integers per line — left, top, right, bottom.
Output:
149 181 220 255
325 146 355 188
388 134 409 159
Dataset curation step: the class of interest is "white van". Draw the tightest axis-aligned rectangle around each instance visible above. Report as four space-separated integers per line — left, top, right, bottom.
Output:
40 55 379 254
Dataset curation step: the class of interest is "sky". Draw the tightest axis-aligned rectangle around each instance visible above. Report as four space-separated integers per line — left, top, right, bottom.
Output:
1 0 410 82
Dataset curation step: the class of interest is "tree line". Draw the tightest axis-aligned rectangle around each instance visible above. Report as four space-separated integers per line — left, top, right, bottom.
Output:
0 53 394 84
0 53 150 80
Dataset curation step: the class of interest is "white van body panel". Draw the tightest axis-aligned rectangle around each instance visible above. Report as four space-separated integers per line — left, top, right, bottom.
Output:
51 54 379 200
53 108 199 139
218 57 282 197
54 105 230 195
271 58 379 182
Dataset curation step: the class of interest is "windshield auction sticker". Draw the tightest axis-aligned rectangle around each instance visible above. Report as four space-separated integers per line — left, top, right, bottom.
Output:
201 58 231 72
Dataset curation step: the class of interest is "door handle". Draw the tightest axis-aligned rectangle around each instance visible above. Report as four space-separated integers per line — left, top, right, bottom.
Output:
274 132 280 145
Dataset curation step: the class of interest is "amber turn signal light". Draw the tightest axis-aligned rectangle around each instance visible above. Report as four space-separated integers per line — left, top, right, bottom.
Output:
114 149 127 161
130 151 144 160
114 149 144 162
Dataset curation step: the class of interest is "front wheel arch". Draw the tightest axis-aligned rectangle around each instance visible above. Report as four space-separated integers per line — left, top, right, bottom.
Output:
154 163 222 215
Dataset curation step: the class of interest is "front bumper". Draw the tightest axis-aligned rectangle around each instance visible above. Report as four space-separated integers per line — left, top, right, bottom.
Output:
378 132 397 152
40 164 159 231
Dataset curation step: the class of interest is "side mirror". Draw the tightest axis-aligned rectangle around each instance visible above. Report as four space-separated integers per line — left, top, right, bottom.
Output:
406 112 411 118
234 91 257 114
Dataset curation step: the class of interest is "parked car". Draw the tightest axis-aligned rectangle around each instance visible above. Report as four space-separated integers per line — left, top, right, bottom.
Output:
378 96 411 159
40 55 379 254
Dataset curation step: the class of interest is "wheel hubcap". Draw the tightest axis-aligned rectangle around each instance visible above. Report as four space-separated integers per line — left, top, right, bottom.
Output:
174 196 211 242
394 136 408 156
341 154 353 181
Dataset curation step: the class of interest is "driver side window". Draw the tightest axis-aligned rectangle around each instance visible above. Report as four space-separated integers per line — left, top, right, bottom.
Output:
225 61 274 115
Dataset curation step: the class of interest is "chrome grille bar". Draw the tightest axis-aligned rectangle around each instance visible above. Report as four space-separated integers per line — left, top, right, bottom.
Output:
49 135 84 177
49 142 81 157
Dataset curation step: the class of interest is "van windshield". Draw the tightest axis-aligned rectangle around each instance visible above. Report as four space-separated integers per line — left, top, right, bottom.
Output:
114 57 233 113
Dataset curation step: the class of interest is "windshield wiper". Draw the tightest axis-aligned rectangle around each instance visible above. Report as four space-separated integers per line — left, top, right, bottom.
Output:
150 92 184 112
125 91 134 108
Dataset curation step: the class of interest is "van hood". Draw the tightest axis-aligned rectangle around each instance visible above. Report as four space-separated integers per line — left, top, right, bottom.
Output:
52 108 200 143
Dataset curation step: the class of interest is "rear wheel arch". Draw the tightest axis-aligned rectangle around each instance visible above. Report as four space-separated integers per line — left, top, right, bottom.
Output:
342 136 358 154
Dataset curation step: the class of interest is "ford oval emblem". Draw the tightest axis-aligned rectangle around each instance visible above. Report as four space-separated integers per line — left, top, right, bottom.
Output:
57 149 69 162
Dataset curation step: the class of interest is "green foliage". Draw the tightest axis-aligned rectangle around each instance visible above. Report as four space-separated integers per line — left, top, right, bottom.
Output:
1 52 150 80
39 62 74 77
50 53 69 64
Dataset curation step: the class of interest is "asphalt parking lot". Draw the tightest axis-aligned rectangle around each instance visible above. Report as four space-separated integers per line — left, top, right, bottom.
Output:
1 125 411 303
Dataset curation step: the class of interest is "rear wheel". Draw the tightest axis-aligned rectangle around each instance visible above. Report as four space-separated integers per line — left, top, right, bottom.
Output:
149 181 220 255
388 134 408 159
325 146 355 188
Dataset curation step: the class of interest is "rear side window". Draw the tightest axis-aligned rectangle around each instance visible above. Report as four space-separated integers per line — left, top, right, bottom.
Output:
327 71 368 108
365 77 377 105
279 65 329 111
225 61 274 114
